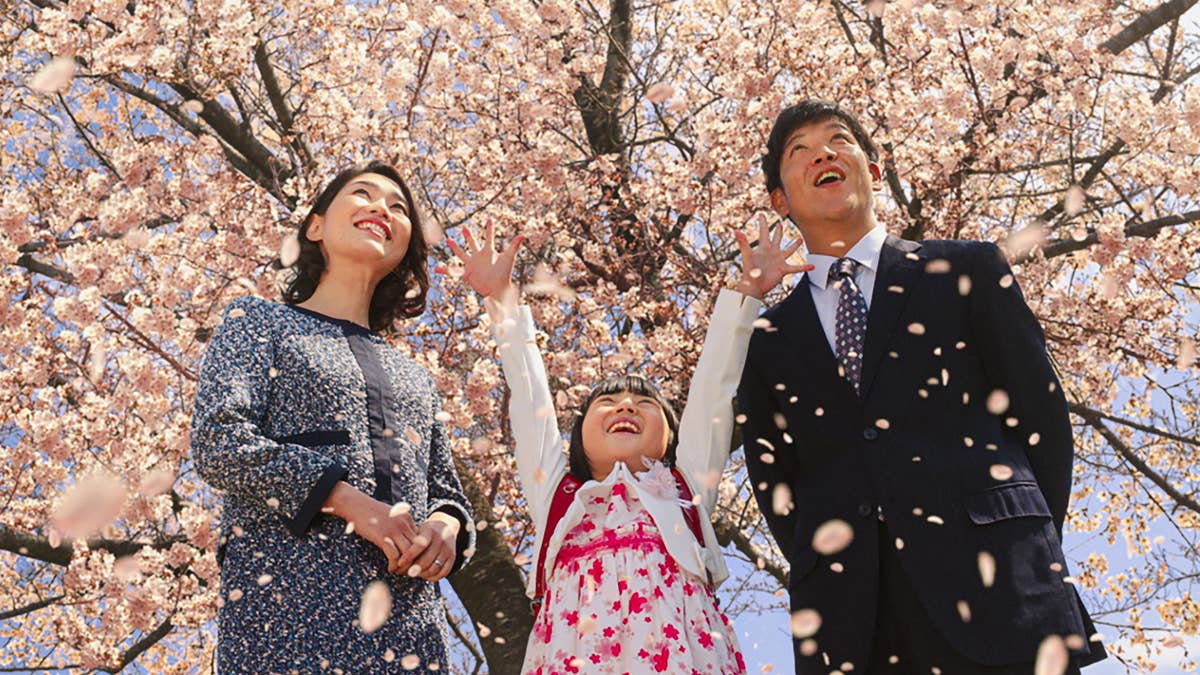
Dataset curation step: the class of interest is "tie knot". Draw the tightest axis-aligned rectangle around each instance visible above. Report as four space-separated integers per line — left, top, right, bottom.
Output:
829 257 860 285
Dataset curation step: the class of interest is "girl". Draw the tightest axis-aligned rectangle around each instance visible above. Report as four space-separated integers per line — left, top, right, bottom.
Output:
449 220 809 674
192 161 474 673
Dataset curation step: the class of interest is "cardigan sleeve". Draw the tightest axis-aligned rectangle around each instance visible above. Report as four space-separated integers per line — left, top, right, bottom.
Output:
492 305 568 526
191 296 349 536
426 388 477 573
674 289 764 514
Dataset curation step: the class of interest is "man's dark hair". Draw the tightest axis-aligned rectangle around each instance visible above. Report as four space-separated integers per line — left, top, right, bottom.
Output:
761 99 880 194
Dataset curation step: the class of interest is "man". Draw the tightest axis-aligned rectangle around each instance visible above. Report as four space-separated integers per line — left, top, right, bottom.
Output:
737 99 1106 674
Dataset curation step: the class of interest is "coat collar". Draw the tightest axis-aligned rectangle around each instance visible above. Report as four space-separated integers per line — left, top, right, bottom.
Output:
765 234 924 402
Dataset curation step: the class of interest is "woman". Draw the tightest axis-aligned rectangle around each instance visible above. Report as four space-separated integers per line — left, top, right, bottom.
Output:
192 161 474 673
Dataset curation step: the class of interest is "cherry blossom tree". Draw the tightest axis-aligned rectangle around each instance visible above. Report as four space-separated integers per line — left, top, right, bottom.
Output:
2 0 1198 671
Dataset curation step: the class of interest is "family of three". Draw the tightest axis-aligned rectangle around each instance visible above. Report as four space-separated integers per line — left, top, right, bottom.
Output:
192 100 1108 674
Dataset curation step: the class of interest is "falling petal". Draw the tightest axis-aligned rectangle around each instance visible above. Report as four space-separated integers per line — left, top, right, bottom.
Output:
789 609 822 638
434 410 452 423
404 427 422 445
956 600 971 622
88 345 106 384
256 574 273 586
1063 185 1085 216
989 464 1014 481
866 0 886 18
182 99 204 113
51 473 128 542
533 467 548 484
1034 635 1068 675
977 551 996 587
1178 337 1196 369
389 502 412 518
400 654 421 670
279 233 301 268
646 82 675 103
514 552 530 565
422 218 445 247
812 519 854 555
122 228 151 249
908 323 926 335
359 580 392 633
29 56 76 94
957 275 972 296
925 259 951 274
986 390 1009 415
137 470 175 497
771 483 792 516
1005 224 1046 257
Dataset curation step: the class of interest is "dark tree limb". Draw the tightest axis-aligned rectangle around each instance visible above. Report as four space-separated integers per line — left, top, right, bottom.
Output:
1028 209 1200 262
0 594 64 620
0 527 187 567
445 457 533 675
1073 406 1200 516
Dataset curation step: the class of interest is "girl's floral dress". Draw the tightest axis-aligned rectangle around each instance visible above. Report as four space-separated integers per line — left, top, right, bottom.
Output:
524 474 746 675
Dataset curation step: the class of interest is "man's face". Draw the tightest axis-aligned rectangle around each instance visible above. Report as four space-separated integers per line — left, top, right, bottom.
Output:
769 118 882 234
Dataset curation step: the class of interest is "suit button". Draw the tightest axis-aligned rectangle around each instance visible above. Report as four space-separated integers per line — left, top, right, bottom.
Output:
858 503 873 517
862 428 879 441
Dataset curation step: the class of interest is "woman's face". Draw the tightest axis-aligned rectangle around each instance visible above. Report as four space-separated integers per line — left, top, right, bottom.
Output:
305 172 413 276
580 390 670 478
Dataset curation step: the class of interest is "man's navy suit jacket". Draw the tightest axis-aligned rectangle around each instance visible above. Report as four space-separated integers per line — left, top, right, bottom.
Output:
737 235 1106 672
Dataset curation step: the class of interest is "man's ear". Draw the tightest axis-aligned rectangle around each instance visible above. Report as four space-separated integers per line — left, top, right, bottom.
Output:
869 162 884 190
305 215 324 242
769 188 790 218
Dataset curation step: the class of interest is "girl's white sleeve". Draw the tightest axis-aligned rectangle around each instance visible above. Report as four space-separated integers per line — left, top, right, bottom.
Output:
675 289 764 514
492 306 567 525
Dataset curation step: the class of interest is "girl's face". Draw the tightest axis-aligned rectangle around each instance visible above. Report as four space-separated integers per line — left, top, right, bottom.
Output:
580 390 670 479
305 172 413 277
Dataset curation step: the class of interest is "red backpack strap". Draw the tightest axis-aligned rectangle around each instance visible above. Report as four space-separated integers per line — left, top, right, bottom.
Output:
671 468 706 546
534 473 583 607
672 468 714 588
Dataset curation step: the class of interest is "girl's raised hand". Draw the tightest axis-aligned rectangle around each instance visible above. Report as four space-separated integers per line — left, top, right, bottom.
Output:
447 220 525 301
733 216 812 300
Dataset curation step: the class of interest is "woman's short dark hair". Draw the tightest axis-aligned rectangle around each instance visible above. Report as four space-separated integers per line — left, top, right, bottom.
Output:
282 160 429 331
761 99 879 195
567 374 680 481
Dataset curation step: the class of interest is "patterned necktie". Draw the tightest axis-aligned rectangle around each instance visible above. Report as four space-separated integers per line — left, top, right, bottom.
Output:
829 258 868 394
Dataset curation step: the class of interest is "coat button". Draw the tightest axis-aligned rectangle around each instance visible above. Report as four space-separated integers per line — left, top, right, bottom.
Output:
862 428 879 441
858 503 873 517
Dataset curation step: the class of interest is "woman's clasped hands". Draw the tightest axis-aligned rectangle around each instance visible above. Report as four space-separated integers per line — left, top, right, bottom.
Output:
326 482 460 581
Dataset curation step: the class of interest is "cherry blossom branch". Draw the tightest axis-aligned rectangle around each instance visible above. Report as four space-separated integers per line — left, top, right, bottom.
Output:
0 527 187 566
711 516 788 588
253 40 314 170
1026 209 1200 262
100 618 174 674
1099 0 1198 54
443 604 486 675
1069 403 1199 449
1073 406 1200 516
0 594 64 620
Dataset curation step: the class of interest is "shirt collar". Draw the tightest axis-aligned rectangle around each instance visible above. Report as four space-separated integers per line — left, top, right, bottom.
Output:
804 226 888 290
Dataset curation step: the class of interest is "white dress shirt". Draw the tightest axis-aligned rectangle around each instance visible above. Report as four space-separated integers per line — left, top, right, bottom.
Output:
804 226 888 353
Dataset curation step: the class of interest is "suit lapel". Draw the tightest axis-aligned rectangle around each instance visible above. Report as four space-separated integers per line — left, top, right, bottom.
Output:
860 235 923 398
768 277 859 404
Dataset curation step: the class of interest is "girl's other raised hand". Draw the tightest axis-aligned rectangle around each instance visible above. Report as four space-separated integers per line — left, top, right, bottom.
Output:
447 220 525 305
733 216 812 300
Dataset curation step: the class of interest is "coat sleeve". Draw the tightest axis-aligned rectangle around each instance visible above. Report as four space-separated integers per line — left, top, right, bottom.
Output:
191 296 349 536
675 289 763 514
426 388 477 573
492 306 567 527
968 242 1075 535
737 347 799 560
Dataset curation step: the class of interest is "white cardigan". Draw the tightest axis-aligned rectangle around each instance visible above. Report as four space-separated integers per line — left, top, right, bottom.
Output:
492 289 763 599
